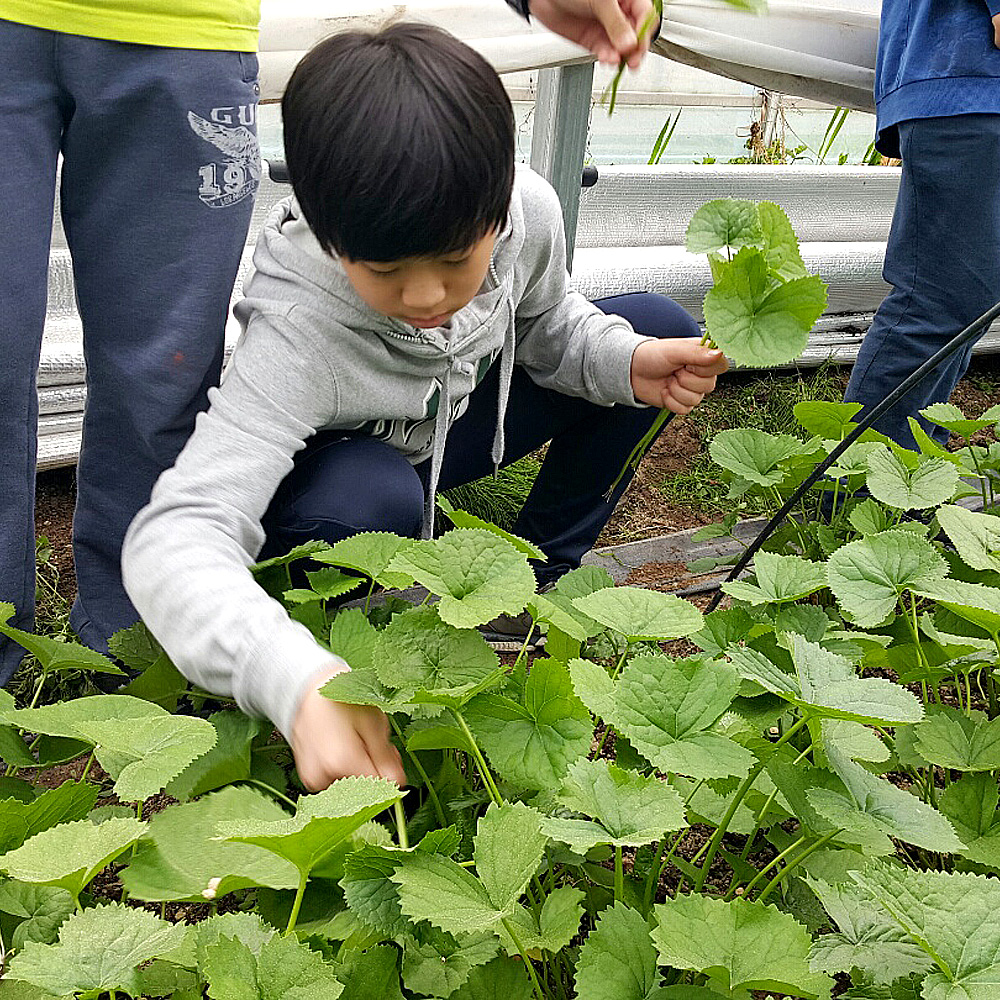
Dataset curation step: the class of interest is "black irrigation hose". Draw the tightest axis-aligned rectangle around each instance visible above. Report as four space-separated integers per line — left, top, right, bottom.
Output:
703 297 1000 615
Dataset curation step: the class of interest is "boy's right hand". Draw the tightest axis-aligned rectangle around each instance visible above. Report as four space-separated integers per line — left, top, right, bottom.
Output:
290 664 407 791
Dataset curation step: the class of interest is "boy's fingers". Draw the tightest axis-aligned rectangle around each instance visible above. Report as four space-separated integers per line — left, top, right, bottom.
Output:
591 0 639 53
674 368 719 393
662 382 704 410
367 741 408 787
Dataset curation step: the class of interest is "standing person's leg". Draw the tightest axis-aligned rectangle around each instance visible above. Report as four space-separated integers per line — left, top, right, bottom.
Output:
434 292 701 581
58 38 259 652
0 20 65 684
845 114 1000 448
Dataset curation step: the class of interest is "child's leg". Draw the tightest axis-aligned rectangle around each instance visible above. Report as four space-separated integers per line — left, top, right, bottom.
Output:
434 292 700 582
260 432 426 558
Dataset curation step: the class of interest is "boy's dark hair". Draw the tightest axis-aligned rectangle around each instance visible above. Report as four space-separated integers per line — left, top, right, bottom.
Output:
282 22 516 262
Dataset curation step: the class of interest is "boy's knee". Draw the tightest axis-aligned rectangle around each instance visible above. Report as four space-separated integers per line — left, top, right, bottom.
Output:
593 292 700 341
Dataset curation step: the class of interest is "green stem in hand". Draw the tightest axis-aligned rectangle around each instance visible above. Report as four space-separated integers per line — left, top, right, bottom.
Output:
600 0 664 116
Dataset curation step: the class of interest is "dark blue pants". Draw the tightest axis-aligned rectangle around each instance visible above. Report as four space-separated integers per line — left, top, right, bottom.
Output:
0 19 259 683
845 114 1000 448
262 293 700 584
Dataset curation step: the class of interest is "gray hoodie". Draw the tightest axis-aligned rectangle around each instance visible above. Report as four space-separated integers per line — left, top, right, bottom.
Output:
122 166 649 738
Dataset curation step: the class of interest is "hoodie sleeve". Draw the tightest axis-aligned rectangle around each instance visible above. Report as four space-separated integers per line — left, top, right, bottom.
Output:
122 311 346 740
511 170 650 407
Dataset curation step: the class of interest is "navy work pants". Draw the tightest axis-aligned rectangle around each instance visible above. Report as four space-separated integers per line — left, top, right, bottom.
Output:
0 19 259 682
262 293 700 584
845 114 1000 448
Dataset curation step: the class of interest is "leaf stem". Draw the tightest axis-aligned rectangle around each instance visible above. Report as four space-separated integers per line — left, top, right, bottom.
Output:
394 800 409 850
757 829 840 903
390 716 446 828
730 833 806 901
452 710 503 805
501 917 546 1000
243 778 297 810
614 844 624 903
285 871 309 935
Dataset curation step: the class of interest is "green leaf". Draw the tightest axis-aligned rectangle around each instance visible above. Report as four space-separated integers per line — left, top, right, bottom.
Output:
373 607 500 705
575 902 664 1000
553 565 615 600
464 657 593 792
865 447 959 510
851 861 1000 1000
938 772 1000 868
312 531 413 589
497 886 584 956
166 711 266 801
321 662 411 713
919 401 997 438
0 779 98 854
5 902 185 997
827 530 947 627
401 927 497 997
387 528 536 629
913 705 1000 771
220 775 404 881
794 401 862 440
475 801 548 911
709 427 809 487
685 198 762 255
0 816 146 903
328 609 378 672
691 608 758 656
652 895 833 999
342 844 410 937
339 943 406 1000
203 929 344 999
703 247 827 368
730 635 922 725
722 551 827 606
936 505 1000 574
449 956 535 1000
540 758 685 853
572 587 704 641
805 876 933 984
121 785 299 901
437 496 546 560
570 655 754 780
758 200 809 281
848 499 894 537
0 882 75 949
0 603 122 675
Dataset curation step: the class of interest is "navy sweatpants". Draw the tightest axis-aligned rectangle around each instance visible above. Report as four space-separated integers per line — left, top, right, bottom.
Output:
262 293 700 584
845 114 1000 448
0 19 259 683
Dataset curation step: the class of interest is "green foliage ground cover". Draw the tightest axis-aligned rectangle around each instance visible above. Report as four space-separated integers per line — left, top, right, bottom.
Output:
5 201 1000 998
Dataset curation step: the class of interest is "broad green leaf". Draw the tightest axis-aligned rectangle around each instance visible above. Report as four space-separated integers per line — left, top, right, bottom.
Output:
709 428 808 487
938 772 1000 868
0 882 74 949
328 608 378 671
529 592 600 642
400 927 497 997
794 401 862 440
822 719 890 764
186 911 277 969
339 943 406 1000
0 816 146 903
743 634 923 725
920 402 997 438
203 928 344 999
817 739 962 853
848 499 894 537
842 979 923 1000
827 531 947 627
166 711 266 801
826 441 887 481
321 662 411 713
0 602 122 675
0 779 98 854
758 200 808 281
303 565 363 601
575 902 664 1000
0 689 37 768
341 844 410 937
498 886 584 956
5 902 185 997
865 447 958 510
387 528 536 628
936 505 1000 573
570 655 753 780
685 198 762 255
437 496 546 560
475 801 548 911
464 657 593 791
851 861 1000 1000
312 530 413 588
805 876 933 983
121 786 299 901
251 539 333 573
652 895 833 999
449 956 534 1000
703 247 827 368
220 775 405 880
540 758 685 853
914 705 1000 771
691 608 758 656
552 565 615 600
107 619 162 672
722 551 827 606
572 587 704 641
372 607 500 706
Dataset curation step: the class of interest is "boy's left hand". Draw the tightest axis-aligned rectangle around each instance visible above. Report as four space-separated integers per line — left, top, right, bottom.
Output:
630 339 728 413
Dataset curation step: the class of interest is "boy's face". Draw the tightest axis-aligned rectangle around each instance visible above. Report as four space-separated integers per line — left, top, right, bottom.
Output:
341 229 497 329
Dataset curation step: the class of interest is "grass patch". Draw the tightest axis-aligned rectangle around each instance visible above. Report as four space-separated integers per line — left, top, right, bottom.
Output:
441 455 542 532
656 361 849 515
